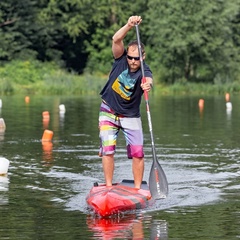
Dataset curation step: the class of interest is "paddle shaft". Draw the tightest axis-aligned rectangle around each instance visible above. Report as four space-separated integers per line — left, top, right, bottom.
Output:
135 24 157 162
135 24 168 199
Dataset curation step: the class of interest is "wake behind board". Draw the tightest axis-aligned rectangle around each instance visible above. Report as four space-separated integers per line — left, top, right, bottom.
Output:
86 179 151 217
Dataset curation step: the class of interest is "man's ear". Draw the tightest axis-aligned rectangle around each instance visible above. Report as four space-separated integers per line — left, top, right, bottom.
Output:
142 53 146 60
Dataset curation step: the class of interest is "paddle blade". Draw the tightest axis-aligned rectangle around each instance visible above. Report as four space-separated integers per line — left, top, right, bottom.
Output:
149 159 168 200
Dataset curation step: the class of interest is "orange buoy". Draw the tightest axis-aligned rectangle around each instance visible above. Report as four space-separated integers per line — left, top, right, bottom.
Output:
25 96 30 103
225 93 230 102
198 99 204 108
42 141 53 163
42 141 53 152
42 129 53 142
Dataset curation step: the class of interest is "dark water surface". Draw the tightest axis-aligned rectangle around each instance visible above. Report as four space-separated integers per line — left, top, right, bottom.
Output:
0 94 239 239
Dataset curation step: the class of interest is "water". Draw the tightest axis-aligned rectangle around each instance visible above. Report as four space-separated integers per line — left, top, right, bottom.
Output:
0 94 239 239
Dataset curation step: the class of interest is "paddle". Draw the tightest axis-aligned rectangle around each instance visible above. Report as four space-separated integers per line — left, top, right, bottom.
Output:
135 24 168 199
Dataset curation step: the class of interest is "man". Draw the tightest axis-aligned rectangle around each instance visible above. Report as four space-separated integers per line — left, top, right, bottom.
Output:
99 15 153 189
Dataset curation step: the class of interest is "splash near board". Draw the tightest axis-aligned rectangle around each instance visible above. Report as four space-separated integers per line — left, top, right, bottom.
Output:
86 179 151 217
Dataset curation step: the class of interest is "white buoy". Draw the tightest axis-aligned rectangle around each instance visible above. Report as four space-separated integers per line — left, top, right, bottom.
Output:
0 99 2 108
226 102 232 110
0 118 6 131
59 104 66 113
0 157 10 175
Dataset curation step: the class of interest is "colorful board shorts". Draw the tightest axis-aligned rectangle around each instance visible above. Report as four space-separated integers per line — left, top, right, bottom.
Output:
99 101 144 159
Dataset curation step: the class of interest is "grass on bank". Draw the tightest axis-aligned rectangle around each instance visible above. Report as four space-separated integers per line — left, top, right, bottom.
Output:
0 59 240 96
0 60 105 95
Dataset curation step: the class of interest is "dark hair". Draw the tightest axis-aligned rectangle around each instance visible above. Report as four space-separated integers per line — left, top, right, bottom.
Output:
127 40 145 54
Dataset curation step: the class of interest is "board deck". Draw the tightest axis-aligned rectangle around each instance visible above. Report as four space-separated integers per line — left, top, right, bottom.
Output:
86 179 151 217
119 179 149 190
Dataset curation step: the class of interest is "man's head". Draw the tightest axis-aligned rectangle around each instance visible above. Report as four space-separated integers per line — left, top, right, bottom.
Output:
127 40 145 72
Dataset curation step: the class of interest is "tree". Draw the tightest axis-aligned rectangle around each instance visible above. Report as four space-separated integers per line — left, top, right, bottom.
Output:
83 0 141 74
0 0 60 63
39 0 149 74
146 0 240 84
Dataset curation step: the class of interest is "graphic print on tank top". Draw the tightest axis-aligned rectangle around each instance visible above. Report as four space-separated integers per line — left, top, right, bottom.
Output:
112 69 137 100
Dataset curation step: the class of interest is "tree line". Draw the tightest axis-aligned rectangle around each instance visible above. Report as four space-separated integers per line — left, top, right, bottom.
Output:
1 0 240 85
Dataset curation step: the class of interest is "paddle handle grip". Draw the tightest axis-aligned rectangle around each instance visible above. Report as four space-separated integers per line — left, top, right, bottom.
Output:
141 77 149 101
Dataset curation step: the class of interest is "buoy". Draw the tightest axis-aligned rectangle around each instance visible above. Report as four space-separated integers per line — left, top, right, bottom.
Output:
0 99 2 108
42 129 53 142
25 96 30 103
225 93 230 102
59 104 66 113
0 157 10 175
42 141 53 152
0 118 6 131
226 102 232 110
198 99 204 108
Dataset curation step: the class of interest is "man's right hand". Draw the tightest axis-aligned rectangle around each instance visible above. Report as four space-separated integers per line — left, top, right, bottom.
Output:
127 16 142 27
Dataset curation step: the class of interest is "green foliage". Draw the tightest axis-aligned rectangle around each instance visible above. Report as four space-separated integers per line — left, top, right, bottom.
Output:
0 60 107 95
83 0 149 74
158 82 240 96
0 60 42 84
1 59 240 96
0 1 38 61
0 78 14 94
1 0 240 86
0 59 58 94
146 0 240 84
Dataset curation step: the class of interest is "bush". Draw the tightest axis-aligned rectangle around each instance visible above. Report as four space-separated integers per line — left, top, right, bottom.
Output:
0 59 107 95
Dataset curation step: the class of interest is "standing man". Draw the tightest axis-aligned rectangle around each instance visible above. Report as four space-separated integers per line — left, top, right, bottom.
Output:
99 16 153 189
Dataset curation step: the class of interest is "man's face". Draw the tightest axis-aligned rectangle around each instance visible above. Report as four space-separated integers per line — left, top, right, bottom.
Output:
127 45 144 72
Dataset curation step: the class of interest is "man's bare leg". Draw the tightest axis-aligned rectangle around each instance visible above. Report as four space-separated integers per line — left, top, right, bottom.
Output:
102 154 114 186
132 157 144 189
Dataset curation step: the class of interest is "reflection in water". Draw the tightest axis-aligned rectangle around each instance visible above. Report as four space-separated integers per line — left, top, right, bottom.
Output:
150 219 168 239
226 104 232 131
86 213 168 239
42 118 50 129
0 176 9 205
59 112 65 128
0 132 4 142
42 142 53 165
0 95 240 239
42 111 50 129
199 105 204 119
226 107 232 119
0 118 6 141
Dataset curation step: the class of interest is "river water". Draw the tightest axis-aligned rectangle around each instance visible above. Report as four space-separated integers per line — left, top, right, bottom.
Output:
0 94 239 239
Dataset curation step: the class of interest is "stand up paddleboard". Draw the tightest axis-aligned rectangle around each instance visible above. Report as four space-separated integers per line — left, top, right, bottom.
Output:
86 179 151 217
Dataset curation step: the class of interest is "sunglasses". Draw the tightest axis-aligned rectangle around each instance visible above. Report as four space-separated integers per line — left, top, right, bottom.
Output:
127 55 140 61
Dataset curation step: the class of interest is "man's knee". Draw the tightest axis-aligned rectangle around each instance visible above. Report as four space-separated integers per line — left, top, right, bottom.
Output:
127 144 144 159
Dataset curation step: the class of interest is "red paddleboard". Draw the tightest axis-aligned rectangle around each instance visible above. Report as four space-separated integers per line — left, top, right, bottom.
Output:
86 179 151 217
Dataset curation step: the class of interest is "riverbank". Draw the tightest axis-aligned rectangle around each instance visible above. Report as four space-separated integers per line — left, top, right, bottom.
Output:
0 59 239 96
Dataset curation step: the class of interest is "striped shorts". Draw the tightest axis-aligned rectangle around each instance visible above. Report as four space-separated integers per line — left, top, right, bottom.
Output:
98 101 144 159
